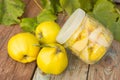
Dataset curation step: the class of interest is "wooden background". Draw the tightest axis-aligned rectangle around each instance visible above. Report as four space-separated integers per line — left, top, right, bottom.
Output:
0 0 120 80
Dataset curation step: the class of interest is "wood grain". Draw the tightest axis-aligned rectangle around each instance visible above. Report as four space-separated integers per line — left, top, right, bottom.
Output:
88 40 120 80
0 25 14 49
22 0 30 5
23 0 40 18
0 1 37 80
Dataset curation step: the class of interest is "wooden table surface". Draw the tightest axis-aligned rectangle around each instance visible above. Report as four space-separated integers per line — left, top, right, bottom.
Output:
0 0 120 80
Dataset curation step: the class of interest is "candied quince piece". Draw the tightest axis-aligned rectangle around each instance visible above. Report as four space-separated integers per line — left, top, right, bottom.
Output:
85 17 97 32
90 44 106 62
67 25 83 46
72 38 88 52
79 47 89 63
89 27 102 42
97 34 109 47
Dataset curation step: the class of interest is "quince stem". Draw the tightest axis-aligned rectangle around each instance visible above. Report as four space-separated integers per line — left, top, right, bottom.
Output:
33 44 54 48
56 47 61 53
33 44 61 53
115 8 120 15
38 32 43 39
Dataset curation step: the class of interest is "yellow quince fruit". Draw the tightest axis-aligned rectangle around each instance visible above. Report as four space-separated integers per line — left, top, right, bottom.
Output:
7 32 40 63
37 43 68 75
35 21 60 44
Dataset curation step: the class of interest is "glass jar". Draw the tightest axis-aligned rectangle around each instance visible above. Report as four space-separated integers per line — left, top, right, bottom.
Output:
56 8 113 64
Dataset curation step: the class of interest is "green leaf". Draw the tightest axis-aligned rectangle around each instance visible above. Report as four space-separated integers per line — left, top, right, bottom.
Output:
59 0 95 15
0 0 25 26
50 0 63 13
108 17 120 41
0 0 3 22
20 6 57 32
20 18 37 33
37 8 57 24
39 0 63 13
39 0 51 8
92 0 120 41
20 0 59 33
60 0 80 15
79 0 93 12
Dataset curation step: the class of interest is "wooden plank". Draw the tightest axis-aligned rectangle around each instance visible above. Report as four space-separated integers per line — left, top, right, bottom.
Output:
23 0 40 18
0 0 39 79
56 12 69 27
0 25 14 49
114 0 120 3
88 40 120 80
0 25 36 80
22 0 30 5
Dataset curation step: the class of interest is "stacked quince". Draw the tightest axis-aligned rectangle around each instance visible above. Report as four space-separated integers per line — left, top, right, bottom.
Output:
7 21 68 75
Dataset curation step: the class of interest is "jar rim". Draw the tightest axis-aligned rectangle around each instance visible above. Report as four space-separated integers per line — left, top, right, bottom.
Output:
56 8 85 44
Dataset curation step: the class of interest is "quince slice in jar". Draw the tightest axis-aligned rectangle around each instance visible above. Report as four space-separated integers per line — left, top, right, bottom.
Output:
97 34 109 47
89 27 102 42
66 25 84 47
84 16 97 33
72 38 88 52
90 44 106 62
96 26 113 47
79 47 89 63
72 29 88 52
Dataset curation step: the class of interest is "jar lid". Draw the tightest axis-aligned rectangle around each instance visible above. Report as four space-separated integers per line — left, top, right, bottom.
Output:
56 8 85 44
